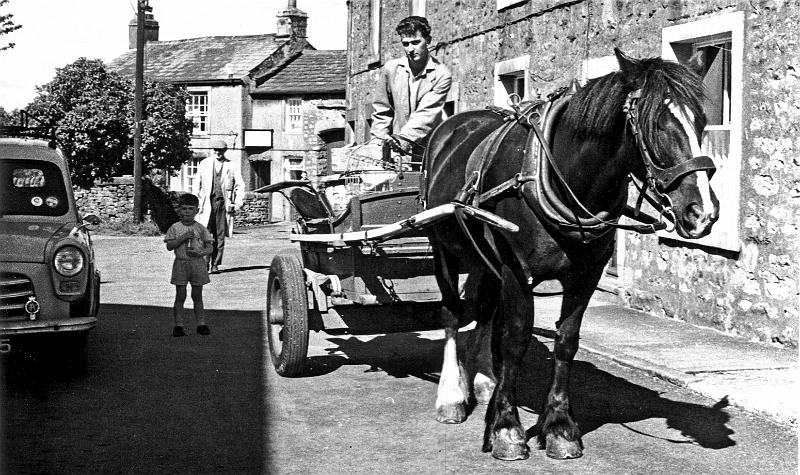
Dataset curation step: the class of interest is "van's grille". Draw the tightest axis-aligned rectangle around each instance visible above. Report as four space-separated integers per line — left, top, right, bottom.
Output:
0 273 35 321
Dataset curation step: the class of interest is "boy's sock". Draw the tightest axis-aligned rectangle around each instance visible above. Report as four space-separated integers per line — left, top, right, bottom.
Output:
173 326 186 337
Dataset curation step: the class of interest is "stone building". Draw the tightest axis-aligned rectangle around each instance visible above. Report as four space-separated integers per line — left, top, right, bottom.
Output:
109 1 346 221
345 0 798 347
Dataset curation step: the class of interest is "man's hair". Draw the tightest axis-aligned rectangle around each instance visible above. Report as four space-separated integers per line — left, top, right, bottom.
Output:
396 16 431 42
178 193 199 207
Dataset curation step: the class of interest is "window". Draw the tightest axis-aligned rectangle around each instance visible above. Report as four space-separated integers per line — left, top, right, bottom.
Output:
408 0 426 16
494 55 530 107
368 0 381 64
443 81 460 119
181 155 201 192
285 98 303 133
662 11 744 252
186 91 208 136
1 160 68 216
286 156 305 180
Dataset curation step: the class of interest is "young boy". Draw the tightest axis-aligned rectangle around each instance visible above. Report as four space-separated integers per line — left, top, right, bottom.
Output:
165 193 214 337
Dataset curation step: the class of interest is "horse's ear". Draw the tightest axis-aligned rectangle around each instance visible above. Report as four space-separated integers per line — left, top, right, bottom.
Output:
614 47 642 88
686 51 705 76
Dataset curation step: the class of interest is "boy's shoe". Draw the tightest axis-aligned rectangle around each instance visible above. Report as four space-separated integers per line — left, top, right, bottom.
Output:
197 325 211 336
209 266 220 274
172 326 186 337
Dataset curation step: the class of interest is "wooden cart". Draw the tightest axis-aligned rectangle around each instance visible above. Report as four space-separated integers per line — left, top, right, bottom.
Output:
259 171 516 376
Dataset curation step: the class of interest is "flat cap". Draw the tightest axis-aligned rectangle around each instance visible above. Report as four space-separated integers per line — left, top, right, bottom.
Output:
210 139 228 150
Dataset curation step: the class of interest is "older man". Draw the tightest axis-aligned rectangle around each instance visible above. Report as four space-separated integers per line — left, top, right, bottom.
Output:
193 139 244 274
370 15 452 156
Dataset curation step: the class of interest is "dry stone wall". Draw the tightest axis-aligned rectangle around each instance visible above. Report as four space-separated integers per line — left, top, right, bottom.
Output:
75 178 272 229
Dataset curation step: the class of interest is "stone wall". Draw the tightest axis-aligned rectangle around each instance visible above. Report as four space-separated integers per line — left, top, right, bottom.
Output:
74 177 135 223
346 0 798 347
75 178 272 229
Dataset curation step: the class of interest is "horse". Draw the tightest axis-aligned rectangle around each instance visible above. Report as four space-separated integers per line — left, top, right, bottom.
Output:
423 48 719 461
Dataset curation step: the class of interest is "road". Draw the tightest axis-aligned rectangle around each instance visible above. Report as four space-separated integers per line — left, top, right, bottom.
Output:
2 225 796 474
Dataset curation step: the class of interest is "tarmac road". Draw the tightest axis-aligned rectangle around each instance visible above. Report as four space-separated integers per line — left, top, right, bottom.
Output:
1 224 796 474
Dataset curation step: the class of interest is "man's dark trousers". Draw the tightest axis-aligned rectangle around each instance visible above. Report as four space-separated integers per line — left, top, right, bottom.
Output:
207 198 226 268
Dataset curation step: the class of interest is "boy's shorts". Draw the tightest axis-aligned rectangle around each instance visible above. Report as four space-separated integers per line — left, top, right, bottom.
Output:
171 258 211 286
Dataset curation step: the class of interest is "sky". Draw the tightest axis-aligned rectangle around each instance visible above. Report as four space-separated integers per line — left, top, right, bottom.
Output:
0 0 347 111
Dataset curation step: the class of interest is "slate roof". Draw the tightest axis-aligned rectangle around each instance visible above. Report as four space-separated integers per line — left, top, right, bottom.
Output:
251 49 346 95
108 34 287 83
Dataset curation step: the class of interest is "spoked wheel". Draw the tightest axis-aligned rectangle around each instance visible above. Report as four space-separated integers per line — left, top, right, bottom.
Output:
265 254 309 377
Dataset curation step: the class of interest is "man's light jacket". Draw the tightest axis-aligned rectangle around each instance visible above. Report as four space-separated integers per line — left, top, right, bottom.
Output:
371 55 452 145
193 156 245 237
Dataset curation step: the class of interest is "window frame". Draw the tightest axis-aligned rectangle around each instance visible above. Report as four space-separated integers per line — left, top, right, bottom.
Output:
660 11 744 252
408 0 426 16
368 0 381 65
285 98 304 134
186 88 210 137
494 55 530 108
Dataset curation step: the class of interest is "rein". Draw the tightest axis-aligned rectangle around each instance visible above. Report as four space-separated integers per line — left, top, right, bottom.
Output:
461 87 716 239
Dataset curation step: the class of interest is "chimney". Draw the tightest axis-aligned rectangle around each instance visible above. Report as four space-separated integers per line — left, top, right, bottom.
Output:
275 0 307 39
128 11 160 49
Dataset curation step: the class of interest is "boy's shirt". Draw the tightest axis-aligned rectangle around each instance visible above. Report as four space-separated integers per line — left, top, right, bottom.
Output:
165 220 213 260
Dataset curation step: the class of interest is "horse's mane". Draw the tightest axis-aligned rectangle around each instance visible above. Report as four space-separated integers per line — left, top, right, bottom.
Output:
561 57 706 161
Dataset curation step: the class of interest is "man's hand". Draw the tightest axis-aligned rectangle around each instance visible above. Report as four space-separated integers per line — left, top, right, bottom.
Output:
388 134 413 155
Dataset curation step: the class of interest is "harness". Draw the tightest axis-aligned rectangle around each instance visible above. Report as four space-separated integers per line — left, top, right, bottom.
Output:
449 80 716 281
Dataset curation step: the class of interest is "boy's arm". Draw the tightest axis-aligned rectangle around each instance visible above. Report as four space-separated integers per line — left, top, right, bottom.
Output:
165 229 192 251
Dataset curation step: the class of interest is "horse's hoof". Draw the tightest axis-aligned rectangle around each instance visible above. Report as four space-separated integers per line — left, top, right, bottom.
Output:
473 381 495 405
545 434 583 459
436 403 467 424
490 429 529 461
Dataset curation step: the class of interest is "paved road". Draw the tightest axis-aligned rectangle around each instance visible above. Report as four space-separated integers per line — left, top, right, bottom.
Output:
2 225 796 474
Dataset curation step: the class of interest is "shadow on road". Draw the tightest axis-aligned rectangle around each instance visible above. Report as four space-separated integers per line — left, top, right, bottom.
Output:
298 329 735 452
1 303 267 474
218 265 269 274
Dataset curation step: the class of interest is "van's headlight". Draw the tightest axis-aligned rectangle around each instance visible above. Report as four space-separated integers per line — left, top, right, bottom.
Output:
54 246 85 276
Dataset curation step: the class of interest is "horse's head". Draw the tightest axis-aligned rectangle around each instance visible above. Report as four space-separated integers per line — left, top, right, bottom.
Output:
615 48 719 239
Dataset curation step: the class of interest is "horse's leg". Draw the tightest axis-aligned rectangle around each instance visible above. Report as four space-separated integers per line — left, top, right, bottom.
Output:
466 271 499 405
433 245 470 424
541 250 611 459
483 264 533 461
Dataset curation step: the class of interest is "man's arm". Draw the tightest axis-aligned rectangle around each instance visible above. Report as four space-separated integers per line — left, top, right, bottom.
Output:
398 67 452 143
230 164 246 211
370 64 395 142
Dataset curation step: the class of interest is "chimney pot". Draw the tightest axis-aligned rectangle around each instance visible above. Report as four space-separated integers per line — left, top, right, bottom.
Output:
128 11 159 49
276 1 307 39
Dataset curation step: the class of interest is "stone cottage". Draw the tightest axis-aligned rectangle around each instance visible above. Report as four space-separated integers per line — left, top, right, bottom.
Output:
109 1 347 222
345 0 798 347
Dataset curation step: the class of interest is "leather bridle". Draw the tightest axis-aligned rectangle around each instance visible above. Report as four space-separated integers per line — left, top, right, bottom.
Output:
622 89 716 228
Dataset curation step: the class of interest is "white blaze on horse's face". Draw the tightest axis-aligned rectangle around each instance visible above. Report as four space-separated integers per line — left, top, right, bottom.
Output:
665 99 716 226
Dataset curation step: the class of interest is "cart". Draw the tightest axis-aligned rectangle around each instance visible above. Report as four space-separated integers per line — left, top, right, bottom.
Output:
258 168 517 377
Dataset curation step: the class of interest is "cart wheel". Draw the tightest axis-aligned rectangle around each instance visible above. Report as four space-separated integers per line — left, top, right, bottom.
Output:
265 254 309 377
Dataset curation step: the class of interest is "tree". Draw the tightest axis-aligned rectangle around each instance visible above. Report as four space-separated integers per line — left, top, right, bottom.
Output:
0 0 22 52
27 58 193 188
0 106 17 126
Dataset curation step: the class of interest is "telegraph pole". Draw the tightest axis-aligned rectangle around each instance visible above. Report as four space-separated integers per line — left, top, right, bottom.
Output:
132 0 150 222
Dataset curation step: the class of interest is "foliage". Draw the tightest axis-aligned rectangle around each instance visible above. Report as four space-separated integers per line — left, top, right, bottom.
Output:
27 58 193 188
93 218 162 236
0 0 22 52
0 105 17 126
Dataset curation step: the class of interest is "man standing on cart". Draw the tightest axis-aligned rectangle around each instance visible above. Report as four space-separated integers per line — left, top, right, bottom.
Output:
370 16 452 163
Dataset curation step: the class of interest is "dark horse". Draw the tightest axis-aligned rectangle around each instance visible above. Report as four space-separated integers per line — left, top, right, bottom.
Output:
423 49 719 461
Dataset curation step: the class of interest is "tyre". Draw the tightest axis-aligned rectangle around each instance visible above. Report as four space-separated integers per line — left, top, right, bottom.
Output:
265 254 309 377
